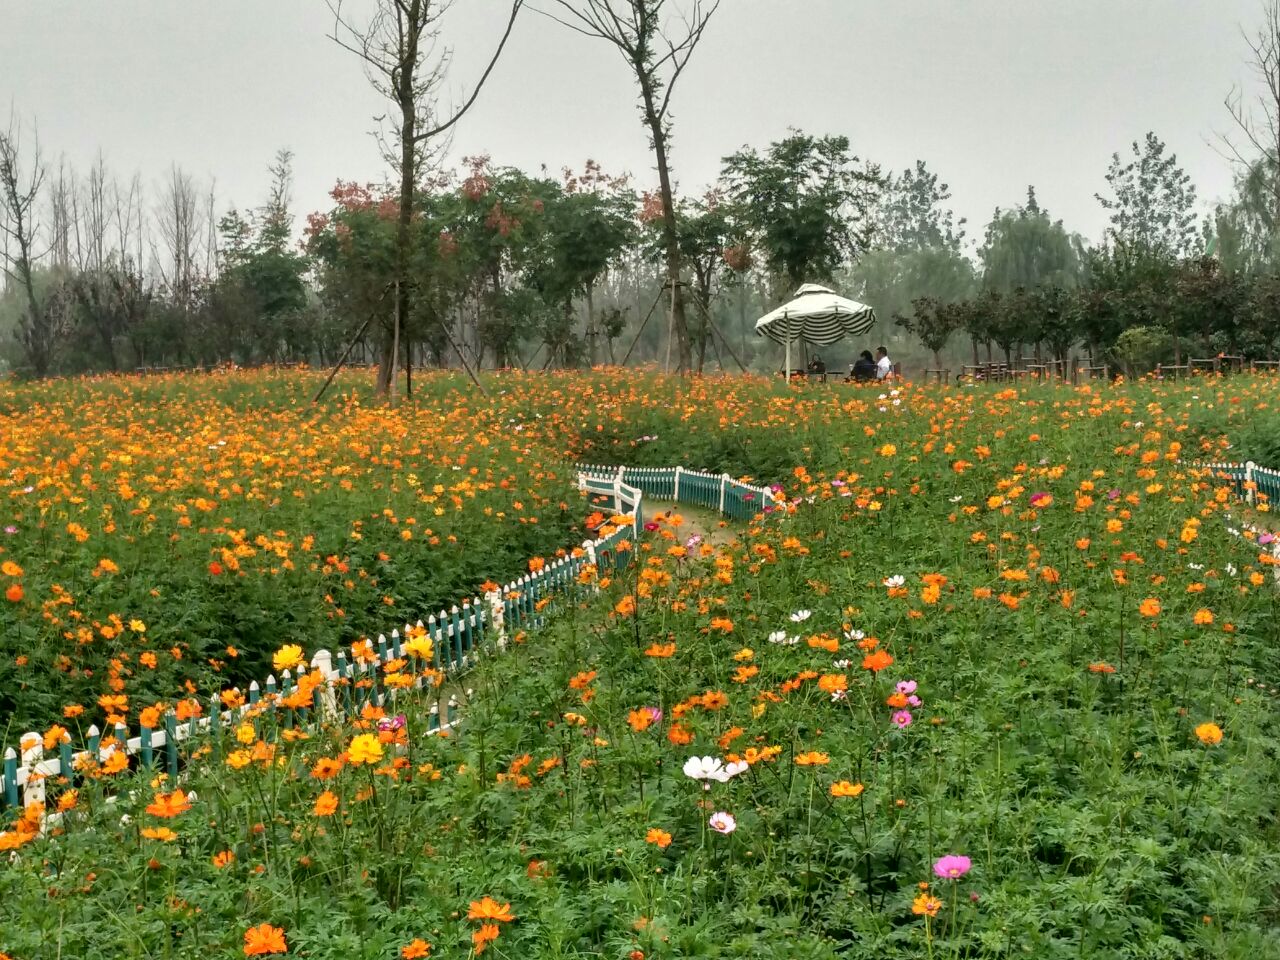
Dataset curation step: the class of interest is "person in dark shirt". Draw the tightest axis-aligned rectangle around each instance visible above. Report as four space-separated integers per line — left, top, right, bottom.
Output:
850 350 876 381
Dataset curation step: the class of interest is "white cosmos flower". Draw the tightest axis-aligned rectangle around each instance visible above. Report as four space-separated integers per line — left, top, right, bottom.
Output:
949 496 963 503
768 630 788 644
844 629 865 642
789 610 811 623
1226 563 1238 576
831 689 847 702
683 755 727 782
723 760 749 779
833 658 852 669
883 575 905 589
709 811 737 834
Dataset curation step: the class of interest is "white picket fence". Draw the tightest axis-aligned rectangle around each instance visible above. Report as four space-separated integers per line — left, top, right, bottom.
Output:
2 463 774 815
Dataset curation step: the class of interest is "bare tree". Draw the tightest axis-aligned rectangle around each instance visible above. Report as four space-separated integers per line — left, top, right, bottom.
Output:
1225 1 1280 229
546 0 721 374
153 164 204 309
48 159 73 270
327 0 524 400
0 112 58 376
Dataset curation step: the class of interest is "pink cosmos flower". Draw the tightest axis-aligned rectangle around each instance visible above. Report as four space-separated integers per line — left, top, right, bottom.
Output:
709 811 736 834
377 714 406 732
896 680 918 695
892 710 913 728
933 854 972 879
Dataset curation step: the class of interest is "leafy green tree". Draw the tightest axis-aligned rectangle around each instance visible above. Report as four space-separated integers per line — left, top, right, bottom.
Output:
980 187 1083 292
1096 132 1198 259
721 132 884 294
895 296 962 369
215 151 310 362
875 160 966 253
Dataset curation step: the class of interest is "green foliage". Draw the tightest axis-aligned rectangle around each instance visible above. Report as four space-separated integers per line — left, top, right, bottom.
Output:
5 372 1280 957
980 187 1083 293
1097 132 1199 260
722 132 884 293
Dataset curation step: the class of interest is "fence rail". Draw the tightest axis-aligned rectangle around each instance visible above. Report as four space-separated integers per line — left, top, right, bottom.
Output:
2 464 774 816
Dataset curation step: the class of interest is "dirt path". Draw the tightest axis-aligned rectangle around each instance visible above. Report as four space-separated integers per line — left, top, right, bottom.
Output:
647 502 742 549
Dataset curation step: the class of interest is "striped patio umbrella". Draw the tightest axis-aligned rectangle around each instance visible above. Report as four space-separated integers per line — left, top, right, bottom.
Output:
754 284 877 377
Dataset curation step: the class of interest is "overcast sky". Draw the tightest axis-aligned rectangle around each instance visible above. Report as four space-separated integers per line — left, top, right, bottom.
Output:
1 0 1271 251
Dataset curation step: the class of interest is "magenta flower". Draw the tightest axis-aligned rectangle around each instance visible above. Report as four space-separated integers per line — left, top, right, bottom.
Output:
377 714 407 732
643 521 660 531
1261 532 1276 545
1029 491 1050 507
891 710 913 728
642 706 662 724
933 854 972 879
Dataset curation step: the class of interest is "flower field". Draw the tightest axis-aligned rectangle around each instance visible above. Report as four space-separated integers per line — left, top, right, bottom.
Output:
4 368 1280 958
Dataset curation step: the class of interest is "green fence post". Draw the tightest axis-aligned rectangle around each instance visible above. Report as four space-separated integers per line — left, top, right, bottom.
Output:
164 713 179 778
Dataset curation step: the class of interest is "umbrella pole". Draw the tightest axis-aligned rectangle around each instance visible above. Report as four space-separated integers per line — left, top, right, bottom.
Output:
785 336 791 384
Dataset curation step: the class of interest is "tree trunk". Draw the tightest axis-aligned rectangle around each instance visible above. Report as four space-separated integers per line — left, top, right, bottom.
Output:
586 282 597 366
639 76 691 373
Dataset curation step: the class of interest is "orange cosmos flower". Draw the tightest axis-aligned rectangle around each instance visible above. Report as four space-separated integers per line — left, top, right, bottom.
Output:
862 650 894 672
140 827 178 842
4 584 22 603
145 789 192 819
795 751 830 766
311 757 344 780
645 828 673 848
472 924 500 955
1193 608 1214 625
830 780 864 798
818 674 848 695
313 791 338 817
212 850 235 868
1138 597 1161 618
243 922 288 956
401 940 432 959
912 892 943 917
1194 722 1223 746
644 642 675 657
467 896 516 923
1088 662 1116 674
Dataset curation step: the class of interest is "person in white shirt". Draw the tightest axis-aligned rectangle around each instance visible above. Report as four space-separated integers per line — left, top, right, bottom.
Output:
875 346 893 380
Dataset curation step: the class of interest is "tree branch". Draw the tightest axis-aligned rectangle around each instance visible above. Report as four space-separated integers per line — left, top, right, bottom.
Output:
415 0 524 141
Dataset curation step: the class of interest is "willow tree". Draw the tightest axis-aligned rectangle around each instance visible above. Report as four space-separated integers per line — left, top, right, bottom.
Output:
328 0 523 398
548 0 721 373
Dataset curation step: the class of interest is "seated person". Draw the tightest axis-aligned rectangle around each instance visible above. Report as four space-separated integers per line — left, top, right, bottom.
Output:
850 350 876 381
807 354 826 375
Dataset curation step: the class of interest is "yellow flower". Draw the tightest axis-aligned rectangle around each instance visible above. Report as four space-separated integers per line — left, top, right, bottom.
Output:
912 892 943 917
273 644 305 672
347 733 384 765
1194 722 1223 746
